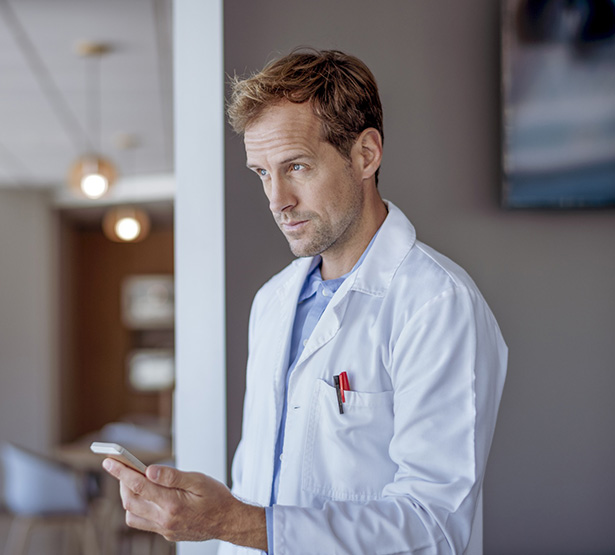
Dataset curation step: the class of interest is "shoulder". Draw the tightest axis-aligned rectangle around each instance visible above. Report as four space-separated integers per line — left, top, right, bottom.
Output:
390 239 486 314
406 240 479 294
370 201 483 306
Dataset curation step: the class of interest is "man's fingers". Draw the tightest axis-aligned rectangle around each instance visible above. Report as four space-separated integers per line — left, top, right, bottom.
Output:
105 458 235 543
103 458 152 496
120 481 159 520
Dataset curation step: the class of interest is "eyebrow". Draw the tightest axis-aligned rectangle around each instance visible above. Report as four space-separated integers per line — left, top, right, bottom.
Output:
246 153 310 171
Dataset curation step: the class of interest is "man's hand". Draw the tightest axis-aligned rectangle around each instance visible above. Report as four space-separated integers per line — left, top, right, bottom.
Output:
103 458 267 551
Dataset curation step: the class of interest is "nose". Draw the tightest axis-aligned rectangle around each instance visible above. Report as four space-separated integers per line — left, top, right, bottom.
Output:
267 174 296 215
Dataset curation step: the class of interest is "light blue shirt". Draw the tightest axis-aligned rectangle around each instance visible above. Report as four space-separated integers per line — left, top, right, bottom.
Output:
265 233 378 553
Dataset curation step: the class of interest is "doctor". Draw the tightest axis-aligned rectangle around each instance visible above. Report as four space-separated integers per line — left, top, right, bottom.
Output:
104 49 507 554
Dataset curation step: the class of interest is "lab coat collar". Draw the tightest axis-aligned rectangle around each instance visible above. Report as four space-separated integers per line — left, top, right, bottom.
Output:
275 200 416 303
348 200 417 297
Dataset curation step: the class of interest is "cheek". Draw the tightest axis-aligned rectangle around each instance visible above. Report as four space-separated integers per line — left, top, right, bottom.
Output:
309 175 340 208
322 177 353 212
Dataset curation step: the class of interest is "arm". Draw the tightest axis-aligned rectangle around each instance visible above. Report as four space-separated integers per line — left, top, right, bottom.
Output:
103 459 268 551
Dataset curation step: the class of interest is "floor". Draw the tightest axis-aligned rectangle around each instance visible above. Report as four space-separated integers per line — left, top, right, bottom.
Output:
0 510 175 555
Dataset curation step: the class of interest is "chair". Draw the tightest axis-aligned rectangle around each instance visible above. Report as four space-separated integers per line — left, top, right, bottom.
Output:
0 442 100 555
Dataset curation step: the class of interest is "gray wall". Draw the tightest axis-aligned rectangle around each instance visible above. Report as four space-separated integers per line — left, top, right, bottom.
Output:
0 190 57 453
224 1 615 554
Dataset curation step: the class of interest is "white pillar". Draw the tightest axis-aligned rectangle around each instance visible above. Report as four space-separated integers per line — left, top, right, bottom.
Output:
173 1 225 554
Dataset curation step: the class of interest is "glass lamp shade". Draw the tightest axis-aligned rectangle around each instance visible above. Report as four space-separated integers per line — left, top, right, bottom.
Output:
102 206 150 243
68 155 117 199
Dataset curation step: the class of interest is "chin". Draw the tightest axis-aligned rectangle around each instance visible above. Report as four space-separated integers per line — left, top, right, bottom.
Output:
289 247 312 258
286 232 333 259
288 242 320 259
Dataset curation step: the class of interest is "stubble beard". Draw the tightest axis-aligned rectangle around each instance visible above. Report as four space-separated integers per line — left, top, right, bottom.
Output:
285 214 338 258
279 189 364 259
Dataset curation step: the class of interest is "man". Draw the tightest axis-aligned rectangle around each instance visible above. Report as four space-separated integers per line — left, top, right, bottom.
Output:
104 49 507 554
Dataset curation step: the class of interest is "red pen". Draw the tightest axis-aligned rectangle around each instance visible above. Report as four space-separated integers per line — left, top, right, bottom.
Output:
339 372 350 402
334 372 351 414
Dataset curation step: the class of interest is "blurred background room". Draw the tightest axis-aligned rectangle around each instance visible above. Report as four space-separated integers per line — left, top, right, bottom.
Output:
1 0 614 554
0 0 175 552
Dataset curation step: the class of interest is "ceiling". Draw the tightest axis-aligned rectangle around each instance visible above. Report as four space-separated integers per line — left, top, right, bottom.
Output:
0 0 173 195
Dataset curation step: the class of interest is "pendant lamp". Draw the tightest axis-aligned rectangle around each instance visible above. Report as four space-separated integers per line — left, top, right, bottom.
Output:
68 41 118 199
103 206 150 243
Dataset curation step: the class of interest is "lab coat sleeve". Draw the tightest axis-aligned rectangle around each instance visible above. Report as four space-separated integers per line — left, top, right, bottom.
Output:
271 287 507 555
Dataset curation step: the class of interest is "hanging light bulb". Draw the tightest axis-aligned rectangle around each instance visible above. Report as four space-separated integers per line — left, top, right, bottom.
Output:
67 41 118 199
81 173 108 198
103 206 150 243
115 215 141 241
68 155 117 199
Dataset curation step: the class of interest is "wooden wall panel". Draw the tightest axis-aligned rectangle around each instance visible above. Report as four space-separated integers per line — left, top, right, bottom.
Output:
60 223 174 442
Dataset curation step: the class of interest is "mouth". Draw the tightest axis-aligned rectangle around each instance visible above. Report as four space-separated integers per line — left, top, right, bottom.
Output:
280 220 308 233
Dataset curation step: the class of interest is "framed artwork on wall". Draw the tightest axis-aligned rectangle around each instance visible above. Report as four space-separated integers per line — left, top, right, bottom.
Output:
501 0 615 208
127 349 175 392
122 274 174 329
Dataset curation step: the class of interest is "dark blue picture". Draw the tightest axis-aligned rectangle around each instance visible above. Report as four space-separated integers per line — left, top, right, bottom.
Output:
502 0 615 208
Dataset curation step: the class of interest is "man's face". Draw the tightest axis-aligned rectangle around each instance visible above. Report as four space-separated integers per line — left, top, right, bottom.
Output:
244 101 364 260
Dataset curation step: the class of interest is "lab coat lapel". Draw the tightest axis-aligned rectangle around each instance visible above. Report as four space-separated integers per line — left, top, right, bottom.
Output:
293 272 355 370
247 259 311 505
269 258 314 430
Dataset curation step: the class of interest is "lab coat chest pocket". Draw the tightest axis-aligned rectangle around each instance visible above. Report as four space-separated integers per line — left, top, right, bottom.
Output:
302 379 396 501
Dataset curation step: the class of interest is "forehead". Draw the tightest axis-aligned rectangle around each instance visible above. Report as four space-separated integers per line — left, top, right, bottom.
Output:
244 101 324 162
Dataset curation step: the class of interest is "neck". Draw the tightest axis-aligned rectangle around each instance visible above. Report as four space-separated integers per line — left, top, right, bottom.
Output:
320 196 387 280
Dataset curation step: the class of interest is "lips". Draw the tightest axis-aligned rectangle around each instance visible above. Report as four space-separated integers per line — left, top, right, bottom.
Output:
280 220 308 233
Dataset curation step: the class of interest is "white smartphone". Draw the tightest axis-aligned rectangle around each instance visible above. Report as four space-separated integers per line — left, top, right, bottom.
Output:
90 441 147 474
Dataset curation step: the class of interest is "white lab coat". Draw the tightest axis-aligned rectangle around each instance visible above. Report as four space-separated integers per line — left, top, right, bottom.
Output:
219 202 507 555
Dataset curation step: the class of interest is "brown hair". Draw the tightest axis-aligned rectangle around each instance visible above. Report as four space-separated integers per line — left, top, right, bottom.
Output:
228 48 383 182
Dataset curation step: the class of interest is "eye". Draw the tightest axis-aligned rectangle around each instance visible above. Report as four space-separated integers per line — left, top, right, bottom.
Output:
291 163 305 172
257 168 268 177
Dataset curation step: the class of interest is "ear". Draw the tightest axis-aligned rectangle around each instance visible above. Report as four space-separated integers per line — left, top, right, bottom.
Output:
354 128 382 182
